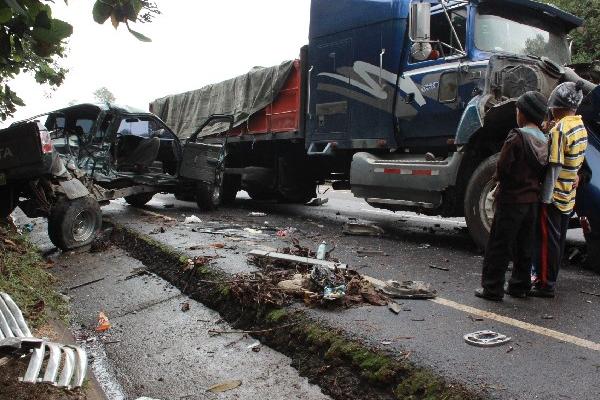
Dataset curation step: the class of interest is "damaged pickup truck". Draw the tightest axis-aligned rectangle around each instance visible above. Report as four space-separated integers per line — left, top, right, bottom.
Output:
0 103 229 250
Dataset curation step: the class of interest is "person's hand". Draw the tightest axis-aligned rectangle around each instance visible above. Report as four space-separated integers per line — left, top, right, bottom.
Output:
543 119 557 133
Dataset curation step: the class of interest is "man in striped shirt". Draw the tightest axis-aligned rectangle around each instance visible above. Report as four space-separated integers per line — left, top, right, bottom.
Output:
531 81 588 298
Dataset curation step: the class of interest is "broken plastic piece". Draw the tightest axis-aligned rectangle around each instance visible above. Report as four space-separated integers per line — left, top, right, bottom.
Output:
464 330 512 347
207 379 242 393
96 311 112 332
342 222 384 237
306 197 329 206
184 215 202 224
381 280 437 299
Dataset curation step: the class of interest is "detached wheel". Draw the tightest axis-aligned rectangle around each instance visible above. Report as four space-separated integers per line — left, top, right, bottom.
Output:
48 196 102 251
125 192 155 207
464 154 499 250
0 186 17 218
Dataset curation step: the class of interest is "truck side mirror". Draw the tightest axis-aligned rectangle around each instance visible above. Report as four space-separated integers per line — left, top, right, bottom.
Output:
410 2 432 62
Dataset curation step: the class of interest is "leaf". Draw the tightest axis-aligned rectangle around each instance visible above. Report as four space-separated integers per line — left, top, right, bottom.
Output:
0 7 12 23
92 0 114 24
206 380 242 393
3 0 25 16
126 24 151 42
31 19 73 43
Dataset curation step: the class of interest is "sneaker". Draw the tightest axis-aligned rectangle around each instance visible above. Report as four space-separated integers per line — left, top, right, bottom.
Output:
504 286 528 298
528 287 555 298
474 288 503 302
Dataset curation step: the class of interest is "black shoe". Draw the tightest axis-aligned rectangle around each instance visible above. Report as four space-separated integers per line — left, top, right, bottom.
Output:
528 287 555 298
505 287 528 298
475 288 503 302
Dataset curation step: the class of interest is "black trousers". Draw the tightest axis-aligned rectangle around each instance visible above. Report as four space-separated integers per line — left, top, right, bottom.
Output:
482 203 538 297
532 204 571 290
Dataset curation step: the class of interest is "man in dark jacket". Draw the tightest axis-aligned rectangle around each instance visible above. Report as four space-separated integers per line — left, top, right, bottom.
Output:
475 91 549 301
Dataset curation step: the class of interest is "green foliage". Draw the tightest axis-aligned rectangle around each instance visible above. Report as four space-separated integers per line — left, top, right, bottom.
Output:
541 0 600 63
0 1 158 121
93 86 116 104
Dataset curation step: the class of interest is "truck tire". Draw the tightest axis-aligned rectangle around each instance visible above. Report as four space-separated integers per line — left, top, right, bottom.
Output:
48 196 102 251
221 175 240 206
196 182 220 211
464 153 500 250
125 192 154 207
0 186 17 219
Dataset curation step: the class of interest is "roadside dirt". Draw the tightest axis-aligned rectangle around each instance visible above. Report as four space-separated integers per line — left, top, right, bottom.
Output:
110 224 479 400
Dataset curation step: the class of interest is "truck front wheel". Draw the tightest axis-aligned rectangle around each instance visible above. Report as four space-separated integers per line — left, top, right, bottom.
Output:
196 182 220 211
464 154 499 250
48 196 102 251
125 192 155 207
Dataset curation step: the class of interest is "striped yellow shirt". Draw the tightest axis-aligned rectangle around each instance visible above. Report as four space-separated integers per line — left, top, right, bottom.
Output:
549 115 588 213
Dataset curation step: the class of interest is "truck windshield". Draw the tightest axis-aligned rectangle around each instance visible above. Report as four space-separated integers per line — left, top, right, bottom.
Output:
475 9 570 65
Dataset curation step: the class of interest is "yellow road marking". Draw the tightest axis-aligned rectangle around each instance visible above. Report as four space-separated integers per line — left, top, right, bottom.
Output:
431 297 600 352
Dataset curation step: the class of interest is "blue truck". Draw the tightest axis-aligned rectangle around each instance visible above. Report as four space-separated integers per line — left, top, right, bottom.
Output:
152 0 598 254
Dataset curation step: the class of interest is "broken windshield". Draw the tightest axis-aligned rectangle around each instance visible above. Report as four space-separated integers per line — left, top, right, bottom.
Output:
475 8 570 65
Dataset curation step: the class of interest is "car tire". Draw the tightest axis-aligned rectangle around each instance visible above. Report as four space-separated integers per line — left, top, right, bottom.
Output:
48 196 102 251
0 186 17 219
464 153 500 250
125 192 155 207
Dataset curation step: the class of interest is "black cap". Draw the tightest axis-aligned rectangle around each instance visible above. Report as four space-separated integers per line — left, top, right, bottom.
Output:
516 91 548 127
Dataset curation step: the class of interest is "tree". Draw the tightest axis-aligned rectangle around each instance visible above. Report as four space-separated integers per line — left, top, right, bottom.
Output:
0 1 159 121
93 86 116 104
541 0 600 63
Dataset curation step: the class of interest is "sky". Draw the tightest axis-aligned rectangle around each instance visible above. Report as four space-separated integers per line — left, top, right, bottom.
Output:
5 0 311 125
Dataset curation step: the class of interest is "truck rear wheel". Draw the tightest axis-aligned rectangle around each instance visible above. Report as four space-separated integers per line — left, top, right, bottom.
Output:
464 154 499 250
0 186 17 218
125 192 155 207
48 196 102 251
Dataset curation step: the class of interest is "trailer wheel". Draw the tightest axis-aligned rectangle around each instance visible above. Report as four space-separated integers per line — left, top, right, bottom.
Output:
125 192 155 207
0 186 17 219
48 196 102 251
464 153 499 250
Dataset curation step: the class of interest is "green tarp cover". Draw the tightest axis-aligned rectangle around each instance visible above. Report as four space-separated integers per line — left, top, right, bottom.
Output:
150 60 295 139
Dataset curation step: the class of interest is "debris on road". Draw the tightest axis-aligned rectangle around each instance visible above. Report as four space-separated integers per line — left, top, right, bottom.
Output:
276 227 298 237
581 290 600 298
181 302 191 312
429 264 450 272
207 379 242 393
249 212 267 217
542 314 554 320
184 215 202 224
388 302 402 314
506 346 515 354
464 331 512 348
96 311 112 332
248 249 348 270
468 315 484 322
140 209 176 222
381 280 437 299
306 197 329 207
418 244 431 249
149 227 166 235
247 341 262 352
342 222 385 237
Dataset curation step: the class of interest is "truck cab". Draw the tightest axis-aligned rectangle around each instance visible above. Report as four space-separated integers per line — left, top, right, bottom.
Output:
307 0 591 247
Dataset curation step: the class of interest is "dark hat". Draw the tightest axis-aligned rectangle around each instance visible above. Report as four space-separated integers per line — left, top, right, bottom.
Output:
516 91 548 127
548 81 585 110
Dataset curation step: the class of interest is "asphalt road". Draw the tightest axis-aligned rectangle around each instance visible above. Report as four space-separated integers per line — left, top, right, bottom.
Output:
99 189 599 400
